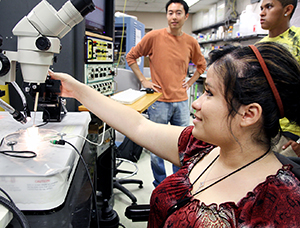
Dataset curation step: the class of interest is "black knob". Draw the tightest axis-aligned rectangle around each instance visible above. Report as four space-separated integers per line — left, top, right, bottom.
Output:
36 37 51 50
0 53 10 76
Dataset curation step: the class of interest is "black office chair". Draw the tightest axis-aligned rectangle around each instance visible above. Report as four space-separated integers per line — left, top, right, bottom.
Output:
114 137 149 220
113 158 143 204
113 137 144 205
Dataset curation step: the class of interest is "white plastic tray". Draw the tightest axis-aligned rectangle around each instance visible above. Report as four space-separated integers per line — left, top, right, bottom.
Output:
0 111 90 210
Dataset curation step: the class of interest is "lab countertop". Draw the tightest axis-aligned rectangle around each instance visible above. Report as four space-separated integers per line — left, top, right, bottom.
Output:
0 111 91 211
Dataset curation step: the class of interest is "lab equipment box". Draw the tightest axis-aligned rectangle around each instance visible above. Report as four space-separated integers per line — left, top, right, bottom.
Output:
114 17 145 73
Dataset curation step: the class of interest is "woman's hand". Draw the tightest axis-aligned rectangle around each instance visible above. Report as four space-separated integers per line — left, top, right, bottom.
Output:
48 70 82 98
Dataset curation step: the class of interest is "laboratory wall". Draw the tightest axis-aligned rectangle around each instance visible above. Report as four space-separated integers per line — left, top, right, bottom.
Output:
191 0 263 35
125 0 251 35
125 11 193 34
291 1 300 27
127 0 300 35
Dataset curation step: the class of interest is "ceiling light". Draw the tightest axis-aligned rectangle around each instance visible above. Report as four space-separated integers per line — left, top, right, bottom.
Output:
185 0 200 7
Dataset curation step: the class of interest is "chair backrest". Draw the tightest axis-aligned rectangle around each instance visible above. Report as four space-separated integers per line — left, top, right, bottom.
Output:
114 68 141 93
143 67 151 79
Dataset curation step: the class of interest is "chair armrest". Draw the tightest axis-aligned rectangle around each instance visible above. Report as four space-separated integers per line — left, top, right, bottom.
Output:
125 204 150 222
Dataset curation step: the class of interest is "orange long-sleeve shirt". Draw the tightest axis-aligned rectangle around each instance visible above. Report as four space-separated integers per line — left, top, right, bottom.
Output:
126 28 206 102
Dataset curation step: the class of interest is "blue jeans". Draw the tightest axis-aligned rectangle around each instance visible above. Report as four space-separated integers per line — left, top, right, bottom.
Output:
147 100 190 187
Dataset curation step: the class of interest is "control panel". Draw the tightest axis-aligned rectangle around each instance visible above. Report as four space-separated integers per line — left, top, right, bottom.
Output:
85 36 113 63
84 34 114 96
88 80 114 96
85 64 114 84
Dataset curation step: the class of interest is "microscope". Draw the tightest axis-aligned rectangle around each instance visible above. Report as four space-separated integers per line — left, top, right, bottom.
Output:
0 0 95 123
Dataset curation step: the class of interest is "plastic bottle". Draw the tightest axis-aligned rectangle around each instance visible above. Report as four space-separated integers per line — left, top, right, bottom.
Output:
227 26 233 38
211 28 217 40
240 5 258 36
232 19 240 38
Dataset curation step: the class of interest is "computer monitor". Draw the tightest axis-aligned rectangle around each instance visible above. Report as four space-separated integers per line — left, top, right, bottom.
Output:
85 0 106 35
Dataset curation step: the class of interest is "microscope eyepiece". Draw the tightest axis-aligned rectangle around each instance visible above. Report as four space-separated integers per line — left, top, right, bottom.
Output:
71 0 95 17
81 5 95 17
0 53 11 76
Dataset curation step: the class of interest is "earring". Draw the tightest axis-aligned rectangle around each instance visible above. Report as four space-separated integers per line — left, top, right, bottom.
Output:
285 13 288 16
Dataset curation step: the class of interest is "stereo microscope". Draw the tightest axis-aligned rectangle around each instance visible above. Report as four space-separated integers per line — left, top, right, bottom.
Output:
0 0 95 123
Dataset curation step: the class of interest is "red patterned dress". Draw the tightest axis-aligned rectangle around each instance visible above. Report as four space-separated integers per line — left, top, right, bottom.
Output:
148 126 300 227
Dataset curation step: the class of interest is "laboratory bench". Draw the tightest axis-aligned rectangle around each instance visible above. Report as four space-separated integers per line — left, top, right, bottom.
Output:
0 111 98 228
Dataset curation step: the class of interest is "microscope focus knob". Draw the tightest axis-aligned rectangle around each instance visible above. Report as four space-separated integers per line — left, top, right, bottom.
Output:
0 53 10 76
36 37 51 51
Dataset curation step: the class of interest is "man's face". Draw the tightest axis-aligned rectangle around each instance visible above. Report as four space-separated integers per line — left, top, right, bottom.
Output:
166 3 188 30
260 0 285 30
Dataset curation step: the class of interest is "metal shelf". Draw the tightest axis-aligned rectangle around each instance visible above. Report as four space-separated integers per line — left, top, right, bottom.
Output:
198 34 267 45
192 20 236 34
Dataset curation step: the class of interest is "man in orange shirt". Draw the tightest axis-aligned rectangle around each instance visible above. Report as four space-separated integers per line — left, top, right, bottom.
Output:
126 0 206 187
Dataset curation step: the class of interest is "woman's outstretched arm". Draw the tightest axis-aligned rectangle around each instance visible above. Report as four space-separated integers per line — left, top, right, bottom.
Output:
48 71 184 166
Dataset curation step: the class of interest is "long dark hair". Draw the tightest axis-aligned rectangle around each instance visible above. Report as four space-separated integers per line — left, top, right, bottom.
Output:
208 42 300 147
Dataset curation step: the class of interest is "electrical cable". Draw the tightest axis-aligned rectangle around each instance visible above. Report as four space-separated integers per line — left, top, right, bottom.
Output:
95 122 106 146
0 137 4 147
36 107 50 127
0 120 61 159
89 128 125 228
116 0 128 68
114 158 139 180
0 150 36 158
118 223 126 228
51 139 100 228
0 133 37 159
50 127 126 228
35 121 49 128
0 187 13 202
0 120 106 155
67 122 107 147
0 187 30 228
224 0 238 28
